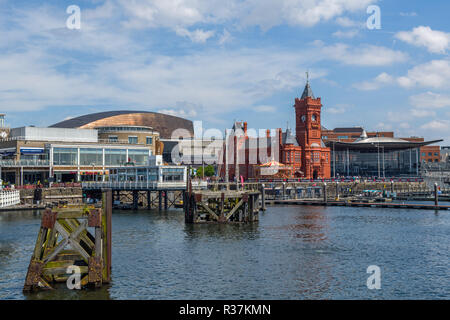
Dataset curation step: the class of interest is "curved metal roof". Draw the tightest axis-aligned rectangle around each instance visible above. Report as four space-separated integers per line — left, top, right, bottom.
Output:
326 137 443 151
50 110 194 139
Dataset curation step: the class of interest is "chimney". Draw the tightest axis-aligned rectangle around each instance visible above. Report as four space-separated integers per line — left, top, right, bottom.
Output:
244 122 248 135
266 129 270 138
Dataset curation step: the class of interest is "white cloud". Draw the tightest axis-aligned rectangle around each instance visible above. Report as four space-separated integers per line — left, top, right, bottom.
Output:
395 26 450 54
316 43 407 66
397 59 450 89
335 17 359 28
353 72 394 90
158 108 198 118
375 122 393 131
332 30 359 39
355 60 450 91
327 107 346 114
175 27 215 43
118 0 377 32
420 120 450 131
411 109 436 118
252 105 276 113
218 29 232 45
409 92 450 109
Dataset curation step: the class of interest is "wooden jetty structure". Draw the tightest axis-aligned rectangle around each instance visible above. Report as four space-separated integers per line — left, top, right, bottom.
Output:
23 190 112 292
184 190 261 223
269 199 450 211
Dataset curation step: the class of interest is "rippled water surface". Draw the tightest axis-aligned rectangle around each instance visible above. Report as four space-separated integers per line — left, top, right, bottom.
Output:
0 206 449 300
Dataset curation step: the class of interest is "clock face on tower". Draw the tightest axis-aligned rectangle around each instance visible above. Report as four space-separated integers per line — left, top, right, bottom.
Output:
301 115 306 122
311 114 317 122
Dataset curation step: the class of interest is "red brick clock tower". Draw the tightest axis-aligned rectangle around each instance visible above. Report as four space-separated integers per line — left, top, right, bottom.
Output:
294 75 331 179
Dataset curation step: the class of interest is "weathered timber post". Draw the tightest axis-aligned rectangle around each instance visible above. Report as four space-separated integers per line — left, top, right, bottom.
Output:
164 190 168 210
103 189 112 283
23 190 112 292
260 184 266 211
132 190 138 210
335 182 339 200
147 190 151 209
434 183 439 206
158 191 162 211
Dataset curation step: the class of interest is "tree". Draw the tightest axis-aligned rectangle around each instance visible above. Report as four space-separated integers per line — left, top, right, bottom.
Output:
204 165 215 177
195 165 215 178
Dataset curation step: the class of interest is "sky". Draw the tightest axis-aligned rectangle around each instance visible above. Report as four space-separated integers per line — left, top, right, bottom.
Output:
0 0 449 143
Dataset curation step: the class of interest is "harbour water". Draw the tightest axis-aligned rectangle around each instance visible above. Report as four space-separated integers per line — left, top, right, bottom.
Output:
0 205 449 300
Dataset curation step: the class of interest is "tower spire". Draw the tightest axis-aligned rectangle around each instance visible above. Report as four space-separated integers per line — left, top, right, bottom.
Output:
301 71 315 100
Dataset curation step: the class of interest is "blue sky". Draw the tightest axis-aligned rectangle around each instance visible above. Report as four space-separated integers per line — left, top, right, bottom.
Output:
1 0 450 143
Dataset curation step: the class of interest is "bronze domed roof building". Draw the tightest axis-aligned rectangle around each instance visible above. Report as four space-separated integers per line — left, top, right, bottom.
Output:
50 111 194 139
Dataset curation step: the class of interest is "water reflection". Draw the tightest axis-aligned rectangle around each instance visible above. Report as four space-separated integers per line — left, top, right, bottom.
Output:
24 283 112 300
0 206 449 300
264 206 329 243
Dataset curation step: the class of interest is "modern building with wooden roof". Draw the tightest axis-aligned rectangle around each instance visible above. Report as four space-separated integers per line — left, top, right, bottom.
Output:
50 110 194 139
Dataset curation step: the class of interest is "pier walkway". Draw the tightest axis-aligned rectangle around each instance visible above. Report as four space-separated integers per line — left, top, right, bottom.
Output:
269 199 450 211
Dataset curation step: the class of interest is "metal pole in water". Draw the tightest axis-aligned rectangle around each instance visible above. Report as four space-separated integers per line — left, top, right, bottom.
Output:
261 183 266 211
323 182 327 203
434 183 439 206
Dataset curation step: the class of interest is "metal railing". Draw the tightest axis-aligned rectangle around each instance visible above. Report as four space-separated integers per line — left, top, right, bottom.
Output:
82 181 207 190
0 159 50 167
0 190 20 208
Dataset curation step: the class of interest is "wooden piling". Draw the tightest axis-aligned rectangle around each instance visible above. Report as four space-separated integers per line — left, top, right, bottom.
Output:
434 183 439 206
23 189 112 292
260 184 266 211
184 190 260 223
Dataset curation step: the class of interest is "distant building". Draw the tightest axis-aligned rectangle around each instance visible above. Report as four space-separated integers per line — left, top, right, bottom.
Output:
50 110 193 139
0 126 155 185
220 79 331 180
440 146 450 163
324 129 442 177
323 127 443 167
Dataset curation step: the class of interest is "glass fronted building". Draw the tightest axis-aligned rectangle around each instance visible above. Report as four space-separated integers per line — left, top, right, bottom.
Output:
109 166 186 183
326 131 443 178
50 144 151 182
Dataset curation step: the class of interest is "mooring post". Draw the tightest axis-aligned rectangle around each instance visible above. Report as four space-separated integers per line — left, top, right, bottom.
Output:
104 189 112 283
323 182 327 203
132 190 138 210
282 182 286 200
164 190 168 210
335 182 339 200
434 183 439 206
261 183 266 211
158 191 162 211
